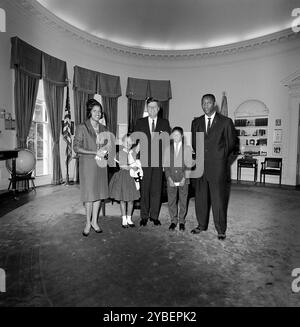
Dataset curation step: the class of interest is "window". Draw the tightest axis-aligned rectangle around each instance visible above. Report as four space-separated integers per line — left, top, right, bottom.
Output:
27 81 52 176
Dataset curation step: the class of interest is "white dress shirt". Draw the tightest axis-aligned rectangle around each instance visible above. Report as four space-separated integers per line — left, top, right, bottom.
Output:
174 141 182 156
148 116 158 134
205 111 216 133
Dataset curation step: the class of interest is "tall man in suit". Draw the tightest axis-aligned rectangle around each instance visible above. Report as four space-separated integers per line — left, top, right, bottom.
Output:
134 98 171 226
191 94 236 240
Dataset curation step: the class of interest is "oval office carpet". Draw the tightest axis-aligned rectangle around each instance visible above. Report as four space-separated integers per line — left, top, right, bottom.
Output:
0 184 299 307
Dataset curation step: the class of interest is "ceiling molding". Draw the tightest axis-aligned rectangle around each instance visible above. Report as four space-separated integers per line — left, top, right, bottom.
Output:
8 0 300 60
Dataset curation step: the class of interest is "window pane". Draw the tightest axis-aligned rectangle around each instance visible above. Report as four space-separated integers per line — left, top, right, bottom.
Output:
27 81 52 177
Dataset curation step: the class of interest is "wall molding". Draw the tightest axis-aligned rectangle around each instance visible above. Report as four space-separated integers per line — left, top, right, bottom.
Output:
6 0 300 60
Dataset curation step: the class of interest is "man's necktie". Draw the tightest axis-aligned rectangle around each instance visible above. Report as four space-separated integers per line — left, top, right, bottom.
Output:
151 119 155 137
207 118 211 133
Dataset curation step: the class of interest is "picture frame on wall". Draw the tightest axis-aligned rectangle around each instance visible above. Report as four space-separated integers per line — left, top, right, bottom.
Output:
273 144 282 156
5 119 16 130
275 119 281 126
273 129 282 143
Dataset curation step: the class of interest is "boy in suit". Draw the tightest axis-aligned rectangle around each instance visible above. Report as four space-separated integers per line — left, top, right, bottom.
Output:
134 98 171 226
163 127 194 231
191 94 236 240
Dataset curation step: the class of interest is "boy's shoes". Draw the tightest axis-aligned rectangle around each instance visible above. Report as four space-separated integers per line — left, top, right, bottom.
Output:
169 223 176 231
150 218 161 226
218 234 226 240
179 223 185 231
140 218 148 226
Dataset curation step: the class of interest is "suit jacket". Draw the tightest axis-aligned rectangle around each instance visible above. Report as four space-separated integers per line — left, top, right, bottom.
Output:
191 112 236 180
163 142 193 184
73 119 110 155
134 117 171 167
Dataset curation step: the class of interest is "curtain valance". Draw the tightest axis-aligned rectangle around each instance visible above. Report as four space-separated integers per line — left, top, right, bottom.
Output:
126 77 172 101
11 37 42 78
11 36 68 84
73 65 121 98
42 53 68 86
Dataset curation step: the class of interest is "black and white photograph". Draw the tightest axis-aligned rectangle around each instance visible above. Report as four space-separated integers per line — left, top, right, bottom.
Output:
0 0 300 315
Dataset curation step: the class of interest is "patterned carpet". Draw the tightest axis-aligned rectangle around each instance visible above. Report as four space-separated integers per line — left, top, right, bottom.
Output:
0 184 299 306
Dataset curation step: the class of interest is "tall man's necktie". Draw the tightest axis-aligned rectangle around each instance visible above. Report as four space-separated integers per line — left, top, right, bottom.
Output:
207 118 211 133
151 119 155 137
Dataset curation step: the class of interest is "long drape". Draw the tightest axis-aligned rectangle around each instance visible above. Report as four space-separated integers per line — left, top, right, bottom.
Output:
43 80 65 184
73 90 94 124
126 77 172 130
127 99 146 133
14 68 39 148
11 37 69 185
73 66 121 125
159 100 170 120
101 96 118 137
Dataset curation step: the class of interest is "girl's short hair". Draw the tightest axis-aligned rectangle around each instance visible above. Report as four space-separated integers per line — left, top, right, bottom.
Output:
86 98 103 119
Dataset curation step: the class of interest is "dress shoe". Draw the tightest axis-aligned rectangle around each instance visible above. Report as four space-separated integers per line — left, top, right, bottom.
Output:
122 224 129 228
128 223 135 227
218 234 226 240
169 223 176 231
191 226 204 234
140 219 148 226
179 223 185 231
150 218 161 226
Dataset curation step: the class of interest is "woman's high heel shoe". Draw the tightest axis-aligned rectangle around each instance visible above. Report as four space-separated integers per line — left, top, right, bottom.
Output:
82 230 90 237
91 224 103 233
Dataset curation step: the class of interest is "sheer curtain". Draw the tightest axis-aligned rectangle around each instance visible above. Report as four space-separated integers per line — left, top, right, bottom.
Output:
42 53 68 184
43 81 65 184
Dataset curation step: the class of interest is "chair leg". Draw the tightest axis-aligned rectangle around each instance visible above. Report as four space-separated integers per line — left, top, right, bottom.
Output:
102 200 106 216
31 179 36 192
260 173 262 183
8 180 11 191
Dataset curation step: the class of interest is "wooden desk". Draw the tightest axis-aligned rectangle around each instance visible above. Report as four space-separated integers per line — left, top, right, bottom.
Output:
0 150 19 198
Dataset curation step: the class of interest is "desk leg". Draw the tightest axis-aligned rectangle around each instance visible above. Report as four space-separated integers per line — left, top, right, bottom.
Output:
11 157 18 200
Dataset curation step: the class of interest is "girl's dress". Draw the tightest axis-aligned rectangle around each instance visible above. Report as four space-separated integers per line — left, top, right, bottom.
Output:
109 147 140 201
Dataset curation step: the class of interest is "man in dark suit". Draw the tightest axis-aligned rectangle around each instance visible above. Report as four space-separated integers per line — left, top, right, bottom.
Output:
191 94 236 240
134 98 171 226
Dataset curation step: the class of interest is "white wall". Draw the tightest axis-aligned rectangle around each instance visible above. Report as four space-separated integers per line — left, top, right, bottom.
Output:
1 0 300 188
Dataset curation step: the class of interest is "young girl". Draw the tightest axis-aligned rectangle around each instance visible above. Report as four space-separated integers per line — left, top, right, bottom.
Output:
109 134 141 228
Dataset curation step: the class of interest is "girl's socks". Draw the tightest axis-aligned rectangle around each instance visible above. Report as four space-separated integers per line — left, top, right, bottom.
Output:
127 215 134 225
122 215 128 226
